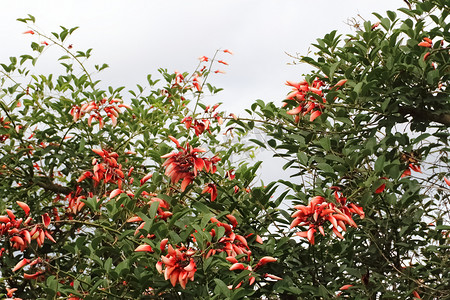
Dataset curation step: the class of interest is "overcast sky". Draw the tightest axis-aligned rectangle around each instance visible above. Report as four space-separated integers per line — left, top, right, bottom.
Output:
1 1 405 112
1 0 405 184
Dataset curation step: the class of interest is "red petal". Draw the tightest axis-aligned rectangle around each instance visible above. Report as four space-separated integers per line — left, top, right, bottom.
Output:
444 177 450 186
135 244 153 252
16 201 30 215
309 110 322 122
286 105 303 115
42 213 51 227
339 284 353 290
13 258 30 272
229 263 245 271
110 189 123 199
92 148 105 157
168 135 182 148
375 183 386 194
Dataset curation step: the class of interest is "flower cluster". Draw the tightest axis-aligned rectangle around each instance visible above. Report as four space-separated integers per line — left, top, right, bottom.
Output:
206 216 252 260
0 202 55 252
127 195 173 236
77 148 125 188
156 244 197 289
290 190 364 244
12 257 45 280
69 98 131 128
283 79 326 122
283 78 348 123
0 116 11 142
229 256 278 288
181 104 224 137
63 186 86 216
400 151 422 178
161 136 220 191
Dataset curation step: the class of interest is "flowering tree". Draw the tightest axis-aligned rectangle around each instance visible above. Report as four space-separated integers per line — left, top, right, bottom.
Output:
0 0 448 299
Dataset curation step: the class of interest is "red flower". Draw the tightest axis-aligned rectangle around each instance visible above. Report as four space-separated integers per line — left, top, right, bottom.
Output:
202 183 218 201
284 79 325 122
23 30 35 35
375 178 387 194
375 183 386 194
161 136 219 191
339 284 353 290
291 194 363 244
158 244 197 289
135 244 153 252
444 177 450 186
418 41 432 48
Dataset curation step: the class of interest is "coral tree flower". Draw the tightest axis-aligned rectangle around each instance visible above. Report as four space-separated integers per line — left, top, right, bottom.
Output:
158 244 197 289
78 149 125 188
418 37 432 48
205 217 251 261
291 191 364 244
161 136 220 191
284 79 325 122
202 183 218 201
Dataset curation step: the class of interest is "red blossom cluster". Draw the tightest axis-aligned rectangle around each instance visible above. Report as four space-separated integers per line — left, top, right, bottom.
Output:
0 116 11 142
155 244 197 289
69 98 131 128
62 186 86 216
181 104 223 137
181 117 211 136
290 190 364 244
12 257 45 280
127 195 173 236
205 216 252 260
161 136 220 191
0 202 55 252
228 256 279 288
5 287 22 300
283 79 326 122
401 163 422 178
283 78 348 122
77 148 125 188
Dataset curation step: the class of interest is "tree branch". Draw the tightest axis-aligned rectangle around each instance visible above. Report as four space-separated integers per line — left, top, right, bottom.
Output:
33 178 72 195
398 106 450 126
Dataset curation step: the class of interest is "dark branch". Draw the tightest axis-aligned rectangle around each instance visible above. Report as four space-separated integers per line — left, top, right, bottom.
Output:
398 106 450 126
33 178 73 195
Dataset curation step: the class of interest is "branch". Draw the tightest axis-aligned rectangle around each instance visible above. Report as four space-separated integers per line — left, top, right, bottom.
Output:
33 178 72 195
398 106 450 126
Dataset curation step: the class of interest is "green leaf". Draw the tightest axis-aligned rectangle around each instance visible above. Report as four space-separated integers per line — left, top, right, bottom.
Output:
318 138 331 151
214 278 231 297
297 151 308 165
250 138 266 148
317 163 334 173
374 155 385 173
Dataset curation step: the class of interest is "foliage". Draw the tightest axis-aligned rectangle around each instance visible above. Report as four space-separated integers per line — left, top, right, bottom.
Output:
0 0 449 299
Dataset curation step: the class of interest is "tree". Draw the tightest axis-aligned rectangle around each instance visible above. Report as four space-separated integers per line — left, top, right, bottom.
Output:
0 0 448 299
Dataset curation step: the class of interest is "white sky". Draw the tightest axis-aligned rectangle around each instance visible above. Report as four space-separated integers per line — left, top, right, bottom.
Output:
1 0 404 112
1 0 405 183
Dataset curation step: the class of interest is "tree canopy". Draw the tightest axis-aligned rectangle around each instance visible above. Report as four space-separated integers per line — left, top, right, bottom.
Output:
0 0 448 299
